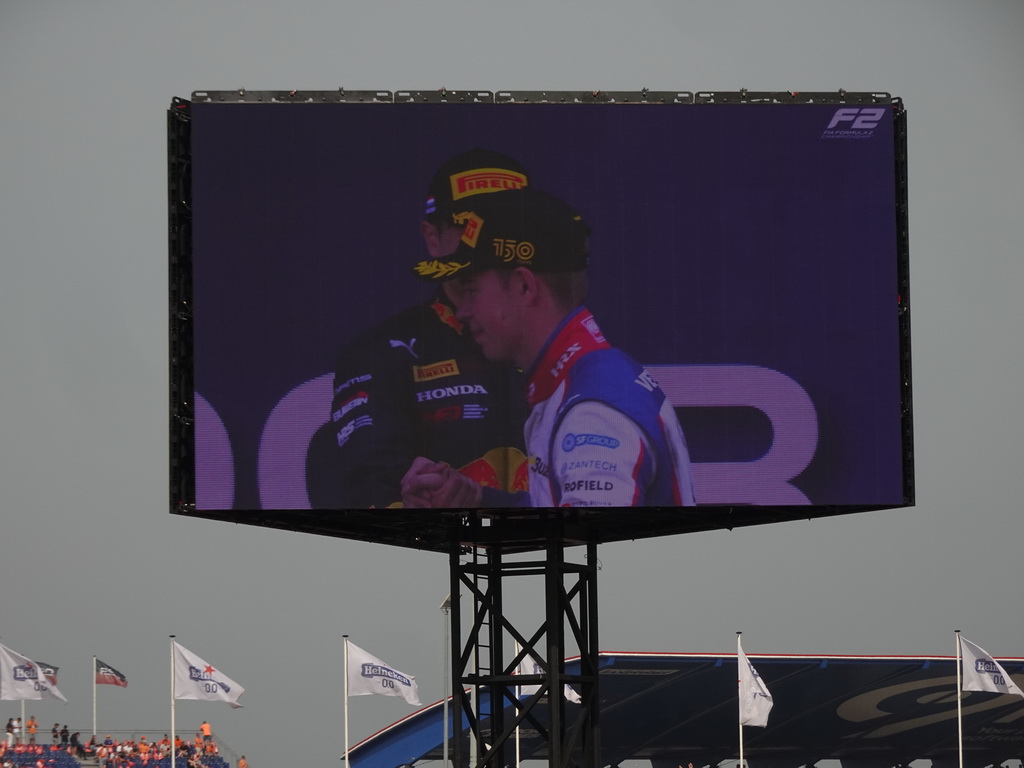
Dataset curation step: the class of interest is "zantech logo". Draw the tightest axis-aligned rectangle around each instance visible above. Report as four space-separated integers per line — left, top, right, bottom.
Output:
413 359 460 382
450 168 528 200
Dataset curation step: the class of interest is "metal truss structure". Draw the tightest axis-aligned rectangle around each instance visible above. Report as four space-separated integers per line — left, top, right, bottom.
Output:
448 515 600 768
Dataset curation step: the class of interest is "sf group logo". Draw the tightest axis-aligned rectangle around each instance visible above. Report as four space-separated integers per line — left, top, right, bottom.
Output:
822 107 886 139
562 433 621 452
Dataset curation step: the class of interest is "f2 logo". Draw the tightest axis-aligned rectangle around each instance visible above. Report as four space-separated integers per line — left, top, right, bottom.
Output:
826 107 886 130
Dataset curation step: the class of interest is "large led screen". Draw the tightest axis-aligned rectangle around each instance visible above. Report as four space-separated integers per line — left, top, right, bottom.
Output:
169 91 912 547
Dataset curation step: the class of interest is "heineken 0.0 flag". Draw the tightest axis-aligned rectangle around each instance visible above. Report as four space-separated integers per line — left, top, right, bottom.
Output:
0 644 67 702
347 641 421 705
960 637 1024 698
738 640 773 727
172 641 245 708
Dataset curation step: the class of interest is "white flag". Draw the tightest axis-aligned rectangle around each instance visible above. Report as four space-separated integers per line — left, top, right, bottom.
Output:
960 636 1024 698
346 641 421 705
738 640 773 727
0 644 68 703
515 652 582 704
173 641 245 708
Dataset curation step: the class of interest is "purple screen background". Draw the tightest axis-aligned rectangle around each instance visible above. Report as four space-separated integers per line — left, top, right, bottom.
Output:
188 101 906 511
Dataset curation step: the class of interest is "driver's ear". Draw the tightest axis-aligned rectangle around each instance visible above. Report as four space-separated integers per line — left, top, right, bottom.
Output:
511 266 541 302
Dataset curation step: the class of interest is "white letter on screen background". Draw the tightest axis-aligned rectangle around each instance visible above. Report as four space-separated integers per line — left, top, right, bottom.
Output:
195 392 235 509
253 366 817 509
257 374 334 510
647 365 818 505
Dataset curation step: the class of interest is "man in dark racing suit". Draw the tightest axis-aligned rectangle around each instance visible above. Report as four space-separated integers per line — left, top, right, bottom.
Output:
400 187 695 509
306 149 531 509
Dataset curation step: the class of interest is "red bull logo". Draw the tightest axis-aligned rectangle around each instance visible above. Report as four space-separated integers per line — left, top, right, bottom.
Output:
512 455 530 492
460 457 501 489
458 448 529 492
431 299 464 333
450 168 528 200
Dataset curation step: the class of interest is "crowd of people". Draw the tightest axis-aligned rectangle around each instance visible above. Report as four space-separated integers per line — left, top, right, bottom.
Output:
2 721 234 768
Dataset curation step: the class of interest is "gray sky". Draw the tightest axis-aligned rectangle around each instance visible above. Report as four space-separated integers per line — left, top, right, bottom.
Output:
2 1 1023 767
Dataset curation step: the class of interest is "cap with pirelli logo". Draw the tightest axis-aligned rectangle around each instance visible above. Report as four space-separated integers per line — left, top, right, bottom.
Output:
424 148 529 222
413 187 590 282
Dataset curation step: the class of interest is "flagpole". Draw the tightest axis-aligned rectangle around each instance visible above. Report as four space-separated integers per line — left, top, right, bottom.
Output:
440 594 451 768
170 636 177 768
956 630 963 768
93 655 97 741
514 640 522 768
737 632 744 768
343 635 350 768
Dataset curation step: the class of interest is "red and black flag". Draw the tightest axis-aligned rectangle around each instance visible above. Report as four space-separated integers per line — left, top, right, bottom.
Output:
95 658 127 687
35 662 59 686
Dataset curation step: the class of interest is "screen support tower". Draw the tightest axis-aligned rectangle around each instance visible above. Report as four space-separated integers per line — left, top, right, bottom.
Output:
448 513 600 768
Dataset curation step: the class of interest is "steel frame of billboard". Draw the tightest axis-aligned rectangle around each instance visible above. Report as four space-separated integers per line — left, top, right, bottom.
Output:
448 523 600 768
168 90 912 768
186 88 895 105
168 96 193 514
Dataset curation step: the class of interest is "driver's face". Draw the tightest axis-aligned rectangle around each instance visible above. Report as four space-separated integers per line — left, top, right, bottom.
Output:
454 270 525 366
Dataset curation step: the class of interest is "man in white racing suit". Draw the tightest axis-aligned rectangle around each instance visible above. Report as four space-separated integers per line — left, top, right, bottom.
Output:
401 186 695 509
